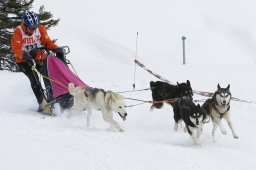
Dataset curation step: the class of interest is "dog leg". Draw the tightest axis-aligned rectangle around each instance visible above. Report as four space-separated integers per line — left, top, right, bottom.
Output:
212 122 217 143
225 117 239 139
66 106 80 118
184 126 187 133
174 120 182 132
218 122 227 135
174 122 178 131
196 125 203 142
65 108 72 118
188 126 198 144
102 111 124 132
203 115 210 123
86 107 92 128
179 121 184 130
214 119 227 135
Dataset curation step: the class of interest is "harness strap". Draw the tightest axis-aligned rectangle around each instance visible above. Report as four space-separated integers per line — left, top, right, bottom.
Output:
31 66 68 89
212 103 230 119
116 88 150 93
125 97 178 104
83 87 100 97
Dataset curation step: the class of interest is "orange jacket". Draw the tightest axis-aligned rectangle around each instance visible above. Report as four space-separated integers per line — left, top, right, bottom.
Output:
11 22 58 63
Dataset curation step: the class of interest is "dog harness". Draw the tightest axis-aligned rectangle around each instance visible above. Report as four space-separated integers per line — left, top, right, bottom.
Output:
84 88 105 97
212 103 230 119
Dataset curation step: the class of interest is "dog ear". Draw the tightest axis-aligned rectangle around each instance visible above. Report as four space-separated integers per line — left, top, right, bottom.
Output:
177 81 180 85
105 91 114 110
150 81 155 90
217 84 221 89
227 84 230 89
186 80 191 86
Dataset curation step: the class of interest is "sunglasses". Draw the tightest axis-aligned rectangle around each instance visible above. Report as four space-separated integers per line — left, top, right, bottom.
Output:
27 27 37 31
24 24 37 31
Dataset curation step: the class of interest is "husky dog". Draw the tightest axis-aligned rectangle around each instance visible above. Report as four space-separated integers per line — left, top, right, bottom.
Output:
202 84 238 142
173 98 206 144
149 80 193 110
68 83 127 132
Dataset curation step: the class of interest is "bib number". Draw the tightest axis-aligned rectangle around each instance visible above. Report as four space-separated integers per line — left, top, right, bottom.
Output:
25 43 38 51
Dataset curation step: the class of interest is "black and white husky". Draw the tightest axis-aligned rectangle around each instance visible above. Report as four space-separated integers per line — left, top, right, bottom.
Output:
173 99 206 144
202 84 238 142
68 83 127 132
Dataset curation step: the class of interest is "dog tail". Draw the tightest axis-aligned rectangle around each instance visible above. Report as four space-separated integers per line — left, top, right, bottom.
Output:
150 81 155 90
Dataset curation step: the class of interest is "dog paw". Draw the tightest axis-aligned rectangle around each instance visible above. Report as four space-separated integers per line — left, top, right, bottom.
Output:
119 129 124 132
65 114 71 119
192 137 199 145
193 140 199 145
233 135 239 139
184 127 187 133
150 106 154 112
221 130 227 135
174 123 178 131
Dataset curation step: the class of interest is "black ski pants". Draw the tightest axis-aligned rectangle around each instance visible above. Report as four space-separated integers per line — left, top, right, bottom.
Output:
17 62 45 104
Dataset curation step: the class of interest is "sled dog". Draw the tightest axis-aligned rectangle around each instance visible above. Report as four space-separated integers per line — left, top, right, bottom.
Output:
68 83 127 132
202 84 238 142
173 98 206 144
150 80 193 110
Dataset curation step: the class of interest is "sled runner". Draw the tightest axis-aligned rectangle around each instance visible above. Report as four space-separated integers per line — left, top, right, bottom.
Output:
30 46 88 114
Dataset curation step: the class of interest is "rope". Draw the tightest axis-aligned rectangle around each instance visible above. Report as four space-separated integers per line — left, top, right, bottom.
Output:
193 99 207 103
67 59 79 77
193 90 214 97
125 102 147 108
125 97 179 104
134 59 171 84
231 97 256 104
38 70 47 97
134 59 256 104
116 88 150 93
125 97 152 103
153 98 178 104
31 67 68 89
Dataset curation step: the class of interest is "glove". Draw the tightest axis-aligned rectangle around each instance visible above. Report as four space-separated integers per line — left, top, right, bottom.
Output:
54 47 64 60
29 48 40 59
23 51 36 67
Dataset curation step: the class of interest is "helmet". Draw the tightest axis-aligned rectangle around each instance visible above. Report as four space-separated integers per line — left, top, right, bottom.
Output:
23 10 40 30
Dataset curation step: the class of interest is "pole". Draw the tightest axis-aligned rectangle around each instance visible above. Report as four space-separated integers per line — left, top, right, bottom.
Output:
133 32 139 90
182 36 186 65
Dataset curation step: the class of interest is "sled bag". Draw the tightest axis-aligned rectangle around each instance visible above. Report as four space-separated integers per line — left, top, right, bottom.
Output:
43 55 87 99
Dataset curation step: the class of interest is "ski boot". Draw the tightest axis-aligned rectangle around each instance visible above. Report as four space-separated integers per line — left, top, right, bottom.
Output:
38 99 53 116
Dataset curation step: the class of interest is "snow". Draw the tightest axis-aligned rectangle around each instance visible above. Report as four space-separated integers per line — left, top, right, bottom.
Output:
1 0 256 170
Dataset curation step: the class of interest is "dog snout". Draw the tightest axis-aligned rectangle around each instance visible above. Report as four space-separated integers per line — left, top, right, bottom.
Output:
196 119 199 125
118 112 127 121
122 113 127 121
222 100 227 107
189 96 193 100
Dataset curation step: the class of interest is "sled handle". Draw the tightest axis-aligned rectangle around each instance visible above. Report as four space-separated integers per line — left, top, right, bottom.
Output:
33 46 70 55
60 46 70 55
